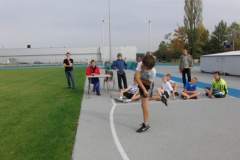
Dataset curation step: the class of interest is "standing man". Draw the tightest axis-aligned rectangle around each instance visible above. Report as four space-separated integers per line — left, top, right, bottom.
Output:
63 52 75 89
179 49 193 87
111 53 128 91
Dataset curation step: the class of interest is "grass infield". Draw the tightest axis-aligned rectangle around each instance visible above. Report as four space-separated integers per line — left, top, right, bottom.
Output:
0 67 85 160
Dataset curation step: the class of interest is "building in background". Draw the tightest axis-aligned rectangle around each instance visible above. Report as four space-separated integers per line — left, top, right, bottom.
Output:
0 46 137 65
200 51 240 76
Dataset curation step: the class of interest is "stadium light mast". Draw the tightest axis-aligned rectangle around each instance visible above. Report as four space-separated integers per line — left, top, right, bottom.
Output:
108 0 112 62
148 19 152 52
101 19 105 47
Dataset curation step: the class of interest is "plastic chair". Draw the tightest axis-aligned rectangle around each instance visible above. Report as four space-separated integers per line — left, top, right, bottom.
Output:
103 70 115 91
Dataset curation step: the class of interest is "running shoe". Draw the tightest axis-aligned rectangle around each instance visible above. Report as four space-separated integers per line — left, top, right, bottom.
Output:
136 123 150 133
123 99 132 103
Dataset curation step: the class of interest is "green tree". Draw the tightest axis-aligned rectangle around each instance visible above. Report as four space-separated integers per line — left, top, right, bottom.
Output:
170 26 187 58
197 24 210 55
154 41 170 62
184 0 203 58
209 20 229 53
228 22 240 51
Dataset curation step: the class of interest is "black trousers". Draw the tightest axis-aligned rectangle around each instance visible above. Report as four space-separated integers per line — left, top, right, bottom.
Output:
117 71 128 90
182 68 191 87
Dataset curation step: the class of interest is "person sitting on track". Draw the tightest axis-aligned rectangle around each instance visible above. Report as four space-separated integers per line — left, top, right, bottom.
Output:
165 73 179 97
205 71 228 98
86 60 101 96
150 75 174 106
116 78 140 103
181 77 200 100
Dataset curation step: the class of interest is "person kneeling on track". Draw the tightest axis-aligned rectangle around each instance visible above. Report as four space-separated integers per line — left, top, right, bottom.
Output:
181 77 200 100
205 71 228 98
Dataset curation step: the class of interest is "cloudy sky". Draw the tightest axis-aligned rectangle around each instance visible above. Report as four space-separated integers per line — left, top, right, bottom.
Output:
0 0 239 52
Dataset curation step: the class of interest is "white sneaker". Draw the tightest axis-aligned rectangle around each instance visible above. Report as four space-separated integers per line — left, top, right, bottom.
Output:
123 99 131 103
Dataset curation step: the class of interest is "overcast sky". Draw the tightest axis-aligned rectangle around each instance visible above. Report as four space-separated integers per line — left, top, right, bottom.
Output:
0 0 239 52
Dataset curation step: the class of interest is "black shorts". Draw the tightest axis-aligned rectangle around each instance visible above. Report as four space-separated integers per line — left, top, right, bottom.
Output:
139 84 151 98
123 92 134 99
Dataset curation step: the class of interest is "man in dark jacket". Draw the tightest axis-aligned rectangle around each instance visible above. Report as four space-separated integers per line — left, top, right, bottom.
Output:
63 52 75 89
112 53 128 90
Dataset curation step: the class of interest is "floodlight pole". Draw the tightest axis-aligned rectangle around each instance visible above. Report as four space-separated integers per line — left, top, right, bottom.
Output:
101 19 105 47
148 19 152 52
108 0 112 62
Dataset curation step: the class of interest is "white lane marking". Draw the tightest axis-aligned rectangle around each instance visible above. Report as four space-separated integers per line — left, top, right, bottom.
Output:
110 99 130 160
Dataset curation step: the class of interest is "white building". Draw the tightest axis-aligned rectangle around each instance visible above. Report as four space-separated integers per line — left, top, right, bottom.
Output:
0 46 137 64
200 51 240 76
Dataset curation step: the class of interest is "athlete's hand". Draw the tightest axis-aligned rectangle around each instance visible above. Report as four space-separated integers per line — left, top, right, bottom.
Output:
143 90 149 97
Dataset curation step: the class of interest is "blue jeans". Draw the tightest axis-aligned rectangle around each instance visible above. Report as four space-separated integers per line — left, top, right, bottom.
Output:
65 71 75 88
91 78 100 95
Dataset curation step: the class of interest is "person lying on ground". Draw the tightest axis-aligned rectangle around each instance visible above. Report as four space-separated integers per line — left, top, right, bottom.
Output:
181 77 200 100
165 73 179 96
150 76 174 106
205 71 228 98
115 78 140 103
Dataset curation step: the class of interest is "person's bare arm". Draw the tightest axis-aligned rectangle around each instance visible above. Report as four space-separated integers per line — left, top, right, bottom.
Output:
64 63 70 68
64 59 72 67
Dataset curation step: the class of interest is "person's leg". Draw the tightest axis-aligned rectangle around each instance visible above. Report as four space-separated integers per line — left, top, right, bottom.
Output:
149 95 161 101
149 88 162 101
120 90 125 98
136 97 151 133
131 94 141 101
91 78 96 92
213 90 225 98
205 87 211 97
117 73 123 90
136 85 151 132
65 71 71 88
158 88 164 96
181 91 190 99
189 91 200 99
141 97 149 125
150 82 154 97
69 71 75 89
172 84 178 94
122 72 128 89
182 69 187 87
186 68 191 82
95 79 100 95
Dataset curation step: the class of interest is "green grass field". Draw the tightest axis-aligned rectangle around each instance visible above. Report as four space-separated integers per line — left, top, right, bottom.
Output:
0 67 85 160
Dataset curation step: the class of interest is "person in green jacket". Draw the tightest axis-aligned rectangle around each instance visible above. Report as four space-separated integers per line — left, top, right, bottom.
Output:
205 71 228 98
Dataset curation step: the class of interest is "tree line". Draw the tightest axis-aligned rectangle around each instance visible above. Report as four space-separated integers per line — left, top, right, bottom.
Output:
154 0 240 62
